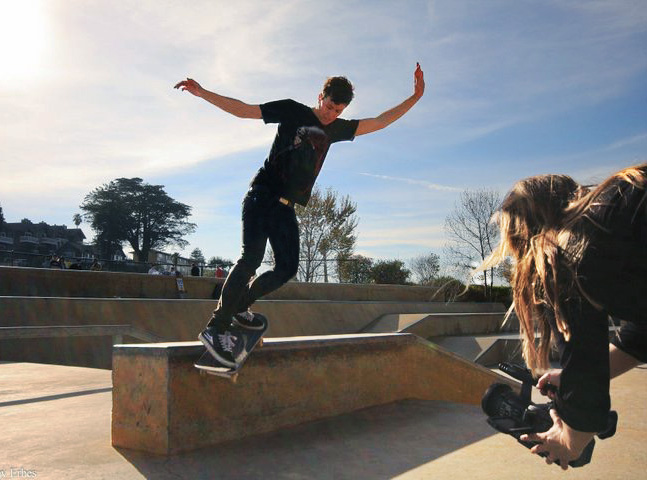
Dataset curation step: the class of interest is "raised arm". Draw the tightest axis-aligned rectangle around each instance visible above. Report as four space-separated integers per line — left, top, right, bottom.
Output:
355 63 425 136
174 78 262 119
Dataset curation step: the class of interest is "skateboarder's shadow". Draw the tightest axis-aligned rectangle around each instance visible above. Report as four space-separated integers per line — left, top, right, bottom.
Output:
117 399 495 479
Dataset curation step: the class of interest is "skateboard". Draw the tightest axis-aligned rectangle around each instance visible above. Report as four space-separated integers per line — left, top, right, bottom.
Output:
194 313 268 382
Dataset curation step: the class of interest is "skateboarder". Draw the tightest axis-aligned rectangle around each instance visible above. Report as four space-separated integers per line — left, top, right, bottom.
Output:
175 63 425 367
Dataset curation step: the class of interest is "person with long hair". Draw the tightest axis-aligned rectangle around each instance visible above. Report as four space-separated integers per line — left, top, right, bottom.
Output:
479 163 647 469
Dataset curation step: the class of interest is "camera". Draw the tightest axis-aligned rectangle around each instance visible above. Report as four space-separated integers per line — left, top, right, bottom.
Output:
482 362 618 468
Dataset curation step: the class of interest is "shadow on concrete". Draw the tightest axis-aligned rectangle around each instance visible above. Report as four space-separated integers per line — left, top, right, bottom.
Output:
116 399 496 480
0 387 113 407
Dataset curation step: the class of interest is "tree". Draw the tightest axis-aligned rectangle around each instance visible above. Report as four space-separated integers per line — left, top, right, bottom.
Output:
80 177 196 261
496 256 514 286
80 185 129 260
207 256 234 268
429 276 465 302
0 203 5 229
295 187 358 282
72 214 82 227
444 188 501 298
409 252 440 285
370 259 411 285
337 254 373 284
190 248 206 264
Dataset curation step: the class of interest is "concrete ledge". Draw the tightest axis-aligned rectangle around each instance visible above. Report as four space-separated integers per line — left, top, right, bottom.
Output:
111 334 512 455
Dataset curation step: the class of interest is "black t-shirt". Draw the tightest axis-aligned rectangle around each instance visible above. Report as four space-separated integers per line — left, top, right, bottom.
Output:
252 99 359 206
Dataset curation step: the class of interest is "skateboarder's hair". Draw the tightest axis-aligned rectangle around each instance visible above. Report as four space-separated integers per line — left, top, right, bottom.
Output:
322 76 354 105
476 163 647 374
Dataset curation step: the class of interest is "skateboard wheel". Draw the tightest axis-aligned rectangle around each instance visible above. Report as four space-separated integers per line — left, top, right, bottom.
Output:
231 374 239 384
259 338 264 348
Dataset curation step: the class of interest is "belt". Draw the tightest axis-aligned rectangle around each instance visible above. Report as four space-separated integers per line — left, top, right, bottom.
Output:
249 185 294 208
278 197 294 208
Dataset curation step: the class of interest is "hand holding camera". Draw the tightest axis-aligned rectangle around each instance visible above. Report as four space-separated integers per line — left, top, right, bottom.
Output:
481 363 617 469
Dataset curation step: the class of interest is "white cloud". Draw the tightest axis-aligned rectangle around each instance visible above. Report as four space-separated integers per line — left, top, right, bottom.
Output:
358 172 462 192
358 223 446 250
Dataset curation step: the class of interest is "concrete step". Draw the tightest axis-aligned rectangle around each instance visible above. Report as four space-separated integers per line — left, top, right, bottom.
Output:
1 266 445 301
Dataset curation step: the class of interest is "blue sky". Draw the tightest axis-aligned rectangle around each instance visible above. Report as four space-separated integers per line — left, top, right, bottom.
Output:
1 0 645 272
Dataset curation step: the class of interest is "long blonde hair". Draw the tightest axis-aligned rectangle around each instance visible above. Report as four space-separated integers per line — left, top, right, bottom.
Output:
479 164 647 374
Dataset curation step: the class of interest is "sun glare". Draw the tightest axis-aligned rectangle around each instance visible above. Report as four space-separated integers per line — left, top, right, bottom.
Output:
0 0 49 83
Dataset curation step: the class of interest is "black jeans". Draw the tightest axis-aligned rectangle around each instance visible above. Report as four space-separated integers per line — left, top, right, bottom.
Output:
212 187 299 322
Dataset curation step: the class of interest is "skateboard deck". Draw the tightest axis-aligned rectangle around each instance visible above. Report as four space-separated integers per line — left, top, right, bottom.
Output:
195 313 268 382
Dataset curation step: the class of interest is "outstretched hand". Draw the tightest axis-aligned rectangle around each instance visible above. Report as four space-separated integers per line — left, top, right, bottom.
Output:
414 62 425 99
174 78 203 97
519 409 595 471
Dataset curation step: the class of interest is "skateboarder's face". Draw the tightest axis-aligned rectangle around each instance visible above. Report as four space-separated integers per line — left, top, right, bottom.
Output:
315 94 347 125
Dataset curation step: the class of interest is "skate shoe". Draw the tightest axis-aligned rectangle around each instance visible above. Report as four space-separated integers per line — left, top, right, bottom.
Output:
199 320 244 368
232 310 265 331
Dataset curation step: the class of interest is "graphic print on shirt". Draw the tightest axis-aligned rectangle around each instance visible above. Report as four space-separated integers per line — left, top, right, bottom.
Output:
283 125 331 200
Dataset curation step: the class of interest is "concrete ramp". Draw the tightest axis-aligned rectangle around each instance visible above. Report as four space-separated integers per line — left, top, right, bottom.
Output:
431 335 524 366
111 333 515 455
435 327 621 367
362 307 516 338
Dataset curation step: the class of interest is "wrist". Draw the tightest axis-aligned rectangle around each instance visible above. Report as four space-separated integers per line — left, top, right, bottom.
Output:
564 422 595 453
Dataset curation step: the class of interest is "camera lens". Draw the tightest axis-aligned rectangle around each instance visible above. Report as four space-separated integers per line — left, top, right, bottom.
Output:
481 383 513 417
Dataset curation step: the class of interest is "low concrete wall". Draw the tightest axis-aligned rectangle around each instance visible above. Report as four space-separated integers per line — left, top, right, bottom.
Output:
111 334 514 455
256 301 508 337
0 266 221 299
265 282 442 302
0 297 213 369
0 266 443 301
0 296 507 368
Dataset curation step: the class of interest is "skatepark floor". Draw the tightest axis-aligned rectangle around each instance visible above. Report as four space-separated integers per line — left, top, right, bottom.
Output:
1 361 646 480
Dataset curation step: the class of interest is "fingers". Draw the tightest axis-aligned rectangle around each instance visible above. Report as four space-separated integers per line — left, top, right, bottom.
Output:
529 440 546 455
536 372 550 389
537 372 557 398
519 433 541 444
173 78 194 91
524 437 569 469
549 408 562 425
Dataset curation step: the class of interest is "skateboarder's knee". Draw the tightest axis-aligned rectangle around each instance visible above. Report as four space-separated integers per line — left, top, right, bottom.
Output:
237 255 263 274
275 261 298 283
